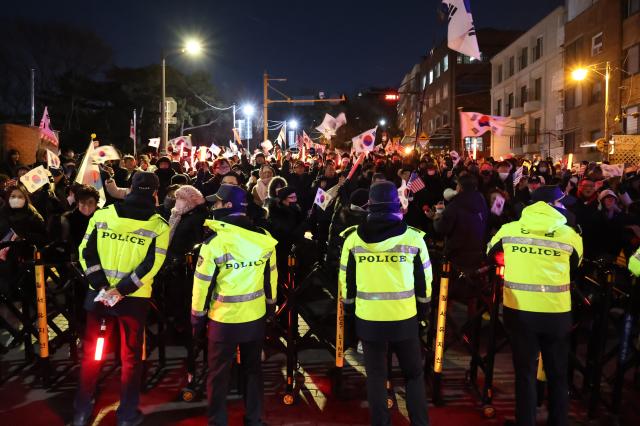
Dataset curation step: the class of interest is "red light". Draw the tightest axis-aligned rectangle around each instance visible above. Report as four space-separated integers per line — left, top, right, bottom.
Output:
384 94 399 101
95 337 105 360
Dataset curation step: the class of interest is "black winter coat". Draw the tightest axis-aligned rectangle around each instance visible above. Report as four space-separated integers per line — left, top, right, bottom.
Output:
167 204 208 260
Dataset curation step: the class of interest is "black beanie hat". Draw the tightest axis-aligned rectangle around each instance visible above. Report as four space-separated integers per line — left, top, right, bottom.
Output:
368 181 401 214
277 186 296 201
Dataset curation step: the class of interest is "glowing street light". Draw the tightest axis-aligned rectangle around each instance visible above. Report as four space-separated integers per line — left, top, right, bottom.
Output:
571 68 588 81
183 39 203 56
288 120 299 130
242 104 255 117
379 119 387 127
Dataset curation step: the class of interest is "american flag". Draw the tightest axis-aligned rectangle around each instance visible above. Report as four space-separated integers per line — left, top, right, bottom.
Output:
407 172 425 193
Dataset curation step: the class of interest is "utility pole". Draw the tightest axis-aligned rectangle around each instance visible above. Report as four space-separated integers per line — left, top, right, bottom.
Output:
30 69 35 126
262 71 345 142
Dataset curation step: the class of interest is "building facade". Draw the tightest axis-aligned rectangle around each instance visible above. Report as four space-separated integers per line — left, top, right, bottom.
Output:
490 7 566 161
621 0 640 136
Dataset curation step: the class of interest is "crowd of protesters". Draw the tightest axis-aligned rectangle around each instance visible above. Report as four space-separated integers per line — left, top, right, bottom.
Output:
1 142 639 338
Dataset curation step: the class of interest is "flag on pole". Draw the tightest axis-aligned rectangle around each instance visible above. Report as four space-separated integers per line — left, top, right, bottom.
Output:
459 112 509 138
314 187 334 210
275 124 286 147
19 166 49 193
302 131 313 149
512 166 524 186
352 127 378 153
442 0 481 60
39 106 59 147
407 172 426 193
148 138 160 148
92 145 121 163
398 179 410 210
346 152 367 180
169 135 192 151
129 111 136 156
75 141 106 207
261 140 274 152
315 113 347 138
46 149 61 169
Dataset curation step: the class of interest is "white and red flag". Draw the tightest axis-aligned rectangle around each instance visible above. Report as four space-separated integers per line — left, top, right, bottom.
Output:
39 106 59 147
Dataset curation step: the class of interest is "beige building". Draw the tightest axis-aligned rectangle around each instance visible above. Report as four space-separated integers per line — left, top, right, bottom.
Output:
490 6 566 161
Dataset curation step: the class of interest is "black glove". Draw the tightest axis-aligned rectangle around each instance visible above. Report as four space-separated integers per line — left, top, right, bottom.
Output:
266 303 276 322
191 314 207 339
417 302 430 323
343 302 355 316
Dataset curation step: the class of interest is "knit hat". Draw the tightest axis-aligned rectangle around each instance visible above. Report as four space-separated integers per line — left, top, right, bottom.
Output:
368 181 401 214
156 156 172 167
210 184 248 212
171 174 190 186
130 172 159 194
349 188 369 209
276 186 296 201
598 189 618 202
174 185 205 206
531 185 565 203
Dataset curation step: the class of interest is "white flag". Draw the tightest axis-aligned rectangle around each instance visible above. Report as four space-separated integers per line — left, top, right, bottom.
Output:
261 140 274 152
315 113 346 138
46 149 61 169
19 166 49 193
209 143 221 156
442 0 481 60
314 187 334 211
275 125 286 147
169 135 193 151
92 145 121 163
600 163 624 178
352 127 378 153
335 112 347 129
459 112 509 138
513 166 524 186
148 138 160 148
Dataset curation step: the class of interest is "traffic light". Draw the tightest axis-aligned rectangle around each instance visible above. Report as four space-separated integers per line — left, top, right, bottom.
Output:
384 93 399 101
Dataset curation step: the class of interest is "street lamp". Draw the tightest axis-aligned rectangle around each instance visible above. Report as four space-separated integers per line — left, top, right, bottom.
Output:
160 37 203 153
571 61 611 158
379 119 387 127
242 104 255 117
288 120 299 130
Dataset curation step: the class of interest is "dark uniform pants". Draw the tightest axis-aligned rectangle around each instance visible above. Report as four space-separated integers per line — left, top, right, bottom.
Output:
362 338 429 426
504 307 571 426
207 335 264 426
74 304 148 423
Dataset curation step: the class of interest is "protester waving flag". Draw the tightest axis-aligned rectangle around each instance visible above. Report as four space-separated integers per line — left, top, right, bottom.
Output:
407 172 426 193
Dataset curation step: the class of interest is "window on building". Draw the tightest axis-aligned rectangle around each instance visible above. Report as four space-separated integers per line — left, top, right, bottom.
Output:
428 95 434 108
428 119 434 132
624 106 639 134
519 47 528 70
520 85 528 107
516 123 526 147
464 137 483 152
565 37 583 65
589 81 602 104
496 64 503 84
624 44 640 75
428 70 434 85
421 75 427 90
564 131 576 154
625 0 640 17
434 64 440 79
435 89 440 104
435 115 441 128
591 32 603 56
507 92 514 115
443 54 449 72
533 78 542 101
566 84 582 109
532 117 541 144
533 37 543 61
495 99 502 116
508 56 515 76
443 113 449 125
442 82 449 99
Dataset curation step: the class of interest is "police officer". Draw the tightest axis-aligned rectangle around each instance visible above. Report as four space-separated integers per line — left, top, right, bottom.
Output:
339 181 432 426
191 184 277 426
628 246 640 277
487 189 582 426
73 172 170 426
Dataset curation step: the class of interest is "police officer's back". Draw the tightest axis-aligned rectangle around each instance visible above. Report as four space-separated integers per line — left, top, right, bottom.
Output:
74 172 169 426
488 198 582 426
339 181 432 426
191 184 277 426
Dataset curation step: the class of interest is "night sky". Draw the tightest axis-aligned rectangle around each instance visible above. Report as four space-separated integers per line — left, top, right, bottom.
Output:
3 0 562 101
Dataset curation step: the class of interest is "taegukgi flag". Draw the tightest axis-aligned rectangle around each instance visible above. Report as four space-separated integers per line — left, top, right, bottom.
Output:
314 187 334 210
46 149 61 169
459 112 508 138
352 127 378 153
19 166 49 193
442 0 481 60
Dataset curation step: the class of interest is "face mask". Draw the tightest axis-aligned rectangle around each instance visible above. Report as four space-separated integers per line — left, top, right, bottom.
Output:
174 199 188 211
164 197 176 210
499 172 510 181
539 167 547 173
212 207 236 219
67 194 75 205
9 197 25 209
288 202 299 210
